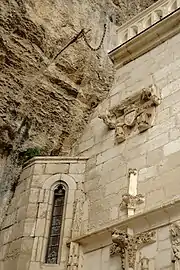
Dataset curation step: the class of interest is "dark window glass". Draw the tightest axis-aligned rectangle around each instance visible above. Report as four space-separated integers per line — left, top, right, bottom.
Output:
45 184 66 264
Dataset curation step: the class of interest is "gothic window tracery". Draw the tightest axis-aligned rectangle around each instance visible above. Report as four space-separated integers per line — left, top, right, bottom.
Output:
45 183 67 264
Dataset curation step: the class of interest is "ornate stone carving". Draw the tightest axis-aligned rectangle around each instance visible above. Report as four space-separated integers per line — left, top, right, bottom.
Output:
139 256 149 270
170 221 180 263
98 110 116 129
110 229 156 270
137 111 152 133
120 193 145 209
67 242 80 270
141 86 161 106
124 104 138 127
72 184 86 238
99 85 161 143
128 168 137 177
115 122 125 143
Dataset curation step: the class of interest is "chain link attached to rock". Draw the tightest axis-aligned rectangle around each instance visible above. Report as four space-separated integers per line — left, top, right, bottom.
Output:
82 23 107 51
53 24 106 61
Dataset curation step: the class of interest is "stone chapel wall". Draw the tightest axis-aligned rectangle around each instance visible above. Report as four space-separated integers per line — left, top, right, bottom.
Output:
72 31 180 233
1 3 180 270
70 27 180 269
0 157 87 270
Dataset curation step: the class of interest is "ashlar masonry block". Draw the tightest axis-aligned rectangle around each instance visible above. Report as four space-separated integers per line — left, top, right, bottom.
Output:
31 175 49 188
29 189 40 204
69 163 86 174
33 164 46 175
164 138 180 156
155 249 171 269
147 132 169 152
147 147 163 166
158 238 171 251
26 204 37 219
96 145 124 165
45 163 70 174
158 226 170 241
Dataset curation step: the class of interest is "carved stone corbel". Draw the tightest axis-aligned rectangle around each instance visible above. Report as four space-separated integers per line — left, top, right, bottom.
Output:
99 84 161 144
120 193 145 209
115 122 125 143
98 110 115 129
137 111 152 133
170 221 180 266
110 229 156 270
128 168 137 177
141 85 161 106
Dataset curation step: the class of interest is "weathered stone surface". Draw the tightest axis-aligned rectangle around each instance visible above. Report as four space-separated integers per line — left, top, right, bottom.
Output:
73 28 180 232
45 163 69 174
0 0 157 230
155 249 171 269
1 0 152 159
1 1 167 270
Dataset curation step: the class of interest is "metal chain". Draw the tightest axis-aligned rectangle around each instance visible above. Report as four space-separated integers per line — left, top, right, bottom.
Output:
82 23 107 51
52 24 107 63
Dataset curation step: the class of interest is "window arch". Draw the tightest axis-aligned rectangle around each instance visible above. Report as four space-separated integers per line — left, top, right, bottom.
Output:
45 182 68 264
30 173 76 266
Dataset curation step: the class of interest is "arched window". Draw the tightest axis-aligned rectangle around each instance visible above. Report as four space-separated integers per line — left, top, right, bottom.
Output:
45 183 67 264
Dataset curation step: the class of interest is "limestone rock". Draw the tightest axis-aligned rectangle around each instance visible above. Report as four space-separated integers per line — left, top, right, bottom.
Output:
0 0 157 156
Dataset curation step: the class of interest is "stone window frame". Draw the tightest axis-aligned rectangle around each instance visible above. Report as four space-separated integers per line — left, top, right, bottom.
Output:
33 173 76 266
45 181 68 264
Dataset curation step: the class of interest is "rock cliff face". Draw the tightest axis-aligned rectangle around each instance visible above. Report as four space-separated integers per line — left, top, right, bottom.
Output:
0 0 157 225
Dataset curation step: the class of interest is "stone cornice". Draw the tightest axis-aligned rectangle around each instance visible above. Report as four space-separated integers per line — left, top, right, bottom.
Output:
68 197 180 252
114 0 170 37
23 156 88 168
109 8 180 67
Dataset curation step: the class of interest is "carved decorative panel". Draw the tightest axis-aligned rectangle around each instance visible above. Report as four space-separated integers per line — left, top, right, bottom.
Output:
67 242 80 270
99 85 161 144
72 186 86 238
110 229 156 270
170 221 180 264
